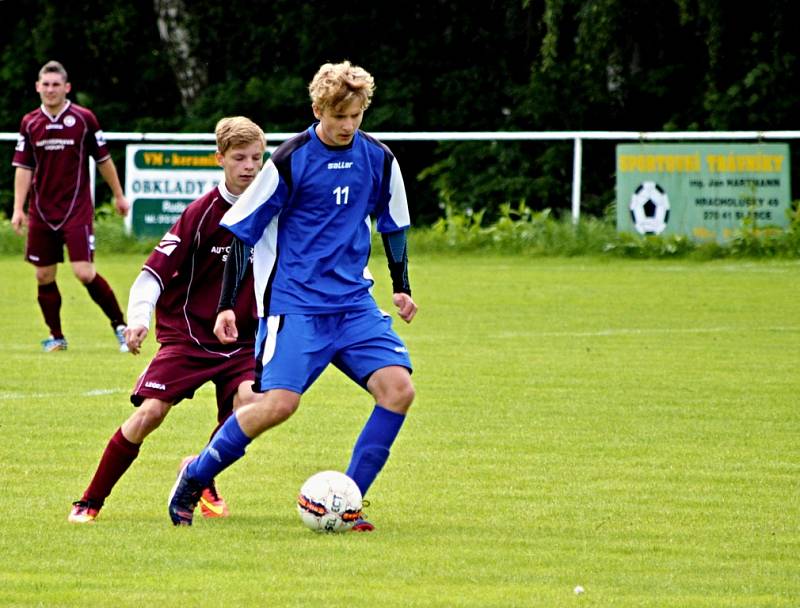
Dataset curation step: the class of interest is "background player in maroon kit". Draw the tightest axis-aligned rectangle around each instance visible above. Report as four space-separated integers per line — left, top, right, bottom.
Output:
11 60 129 352
68 116 266 523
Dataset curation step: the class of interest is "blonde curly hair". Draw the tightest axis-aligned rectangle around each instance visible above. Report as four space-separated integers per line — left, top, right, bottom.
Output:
308 61 375 112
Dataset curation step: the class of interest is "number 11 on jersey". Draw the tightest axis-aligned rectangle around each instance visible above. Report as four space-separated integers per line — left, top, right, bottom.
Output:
333 185 350 205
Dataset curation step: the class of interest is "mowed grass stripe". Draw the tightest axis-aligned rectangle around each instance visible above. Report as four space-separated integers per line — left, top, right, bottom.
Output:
0 254 797 607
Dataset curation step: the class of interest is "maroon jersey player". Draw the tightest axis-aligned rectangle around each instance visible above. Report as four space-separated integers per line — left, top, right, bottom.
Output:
68 116 266 524
11 60 130 353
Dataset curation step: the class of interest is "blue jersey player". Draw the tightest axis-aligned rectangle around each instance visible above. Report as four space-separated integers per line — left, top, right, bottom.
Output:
169 61 417 531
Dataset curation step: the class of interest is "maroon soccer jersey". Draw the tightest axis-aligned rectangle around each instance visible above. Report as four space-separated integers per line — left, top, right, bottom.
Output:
12 100 110 230
143 187 257 353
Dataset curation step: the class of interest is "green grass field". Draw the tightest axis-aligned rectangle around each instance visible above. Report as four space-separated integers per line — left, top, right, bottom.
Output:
0 253 798 607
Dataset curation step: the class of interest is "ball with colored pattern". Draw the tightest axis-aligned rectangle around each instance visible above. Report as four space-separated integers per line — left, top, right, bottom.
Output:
296 471 363 533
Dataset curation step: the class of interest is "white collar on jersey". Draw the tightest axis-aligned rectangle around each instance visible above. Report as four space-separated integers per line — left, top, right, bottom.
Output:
40 99 72 122
218 180 239 205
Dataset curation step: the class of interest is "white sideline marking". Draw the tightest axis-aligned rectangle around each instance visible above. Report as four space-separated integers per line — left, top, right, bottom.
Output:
492 326 800 339
0 388 128 401
84 389 124 396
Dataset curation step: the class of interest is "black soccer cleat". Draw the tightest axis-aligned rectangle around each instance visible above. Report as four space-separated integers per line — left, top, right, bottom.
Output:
168 458 204 526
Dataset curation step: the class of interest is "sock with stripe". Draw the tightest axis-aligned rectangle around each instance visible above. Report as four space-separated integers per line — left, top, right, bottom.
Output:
188 413 251 486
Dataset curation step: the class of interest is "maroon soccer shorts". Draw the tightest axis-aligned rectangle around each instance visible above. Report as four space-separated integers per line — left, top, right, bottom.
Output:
25 217 95 266
131 343 255 420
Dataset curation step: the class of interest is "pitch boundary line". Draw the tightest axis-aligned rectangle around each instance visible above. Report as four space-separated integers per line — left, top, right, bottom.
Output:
491 326 800 338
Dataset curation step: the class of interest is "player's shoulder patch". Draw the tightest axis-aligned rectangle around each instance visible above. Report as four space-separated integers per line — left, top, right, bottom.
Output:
155 231 181 256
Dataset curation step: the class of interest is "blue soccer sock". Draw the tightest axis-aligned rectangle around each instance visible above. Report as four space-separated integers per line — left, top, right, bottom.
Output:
346 405 406 497
187 413 252 486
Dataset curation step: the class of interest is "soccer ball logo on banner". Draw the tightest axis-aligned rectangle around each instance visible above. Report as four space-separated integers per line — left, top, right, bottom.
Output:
629 181 670 235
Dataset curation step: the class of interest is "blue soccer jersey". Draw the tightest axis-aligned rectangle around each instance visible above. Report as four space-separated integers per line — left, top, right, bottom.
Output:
220 124 410 316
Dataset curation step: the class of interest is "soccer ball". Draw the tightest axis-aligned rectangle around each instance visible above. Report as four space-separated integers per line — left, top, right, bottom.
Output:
629 181 670 235
296 471 363 533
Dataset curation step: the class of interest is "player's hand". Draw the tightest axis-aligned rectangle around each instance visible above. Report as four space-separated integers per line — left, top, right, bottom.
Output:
214 309 239 344
124 325 149 355
393 292 417 323
114 195 131 217
10 209 27 235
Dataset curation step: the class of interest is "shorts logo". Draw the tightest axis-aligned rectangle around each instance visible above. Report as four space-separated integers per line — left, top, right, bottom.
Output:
63 115 76 127
155 232 181 256
394 346 408 353
145 381 166 390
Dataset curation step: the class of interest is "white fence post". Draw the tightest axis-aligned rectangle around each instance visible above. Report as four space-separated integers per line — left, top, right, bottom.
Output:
571 137 582 224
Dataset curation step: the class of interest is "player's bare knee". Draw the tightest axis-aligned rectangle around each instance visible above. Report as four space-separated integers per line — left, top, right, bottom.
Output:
395 382 415 410
378 380 415 413
35 267 56 284
136 401 170 431
123 401 170 442
253 391 300 427
270 398 300 422
74 269 95 284
234 382 258 409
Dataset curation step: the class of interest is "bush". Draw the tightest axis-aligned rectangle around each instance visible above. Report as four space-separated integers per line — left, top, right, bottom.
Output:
408 202 800 259
3 202 799 260
0 205 159 257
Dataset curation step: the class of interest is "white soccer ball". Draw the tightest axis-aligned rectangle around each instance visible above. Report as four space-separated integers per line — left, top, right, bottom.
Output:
296 470 363 533
629 181 670 235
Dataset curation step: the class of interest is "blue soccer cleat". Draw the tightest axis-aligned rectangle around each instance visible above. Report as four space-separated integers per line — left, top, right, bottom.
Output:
42 335 68 352
115 324 129 353
168 458 204 526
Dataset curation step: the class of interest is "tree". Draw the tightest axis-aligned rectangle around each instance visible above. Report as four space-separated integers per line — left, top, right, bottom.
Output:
3 1 800 222
154 0 207 113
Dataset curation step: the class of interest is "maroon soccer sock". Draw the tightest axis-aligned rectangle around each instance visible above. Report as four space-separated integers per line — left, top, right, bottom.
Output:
83 427 141 505
37 281 63 339
85 273 125 328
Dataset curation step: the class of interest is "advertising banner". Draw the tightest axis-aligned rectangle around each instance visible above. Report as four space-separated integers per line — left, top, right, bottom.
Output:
616 143 791 241
124 145 221 237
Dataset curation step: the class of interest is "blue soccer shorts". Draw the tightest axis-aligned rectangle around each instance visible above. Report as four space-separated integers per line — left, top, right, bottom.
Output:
253 307 413 394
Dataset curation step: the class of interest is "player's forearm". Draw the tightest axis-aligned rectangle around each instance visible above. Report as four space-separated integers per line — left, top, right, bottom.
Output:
381 229 411 295
217 237 250 311
97 158 125 198
13 168 32 211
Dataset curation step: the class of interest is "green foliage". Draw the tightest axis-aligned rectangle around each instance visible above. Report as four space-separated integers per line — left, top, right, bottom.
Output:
0 205 158 257
409 202 800 259
91 210 160 256
418 141 573 220
0 219 22 255
3 2 800 225
4 201 800 261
